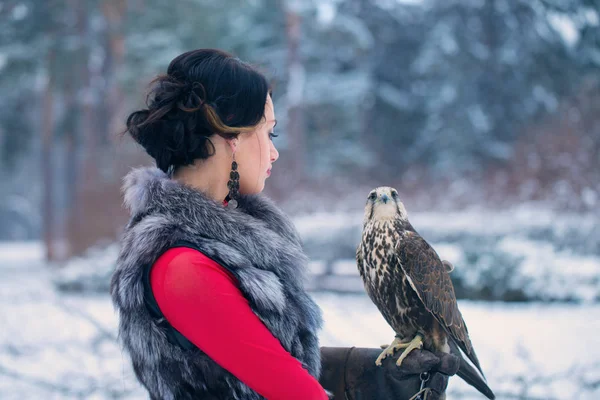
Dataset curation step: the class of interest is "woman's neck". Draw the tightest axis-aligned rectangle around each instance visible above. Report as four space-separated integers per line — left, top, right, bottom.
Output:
172 160 230 205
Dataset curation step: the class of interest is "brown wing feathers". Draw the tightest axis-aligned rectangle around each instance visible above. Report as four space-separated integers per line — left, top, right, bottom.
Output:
396 237 483 375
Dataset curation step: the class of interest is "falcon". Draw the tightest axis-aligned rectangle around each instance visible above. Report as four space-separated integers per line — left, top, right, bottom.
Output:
356 187 495 399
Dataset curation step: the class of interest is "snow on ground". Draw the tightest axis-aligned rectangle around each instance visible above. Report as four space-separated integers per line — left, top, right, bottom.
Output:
0 241 44 263
1 247 599 399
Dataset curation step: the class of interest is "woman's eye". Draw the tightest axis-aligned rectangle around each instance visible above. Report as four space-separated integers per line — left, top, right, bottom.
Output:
269 132 279 140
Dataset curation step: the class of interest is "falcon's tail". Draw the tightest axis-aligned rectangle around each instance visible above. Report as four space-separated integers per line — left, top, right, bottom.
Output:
457 358 495 399
449 341 495 399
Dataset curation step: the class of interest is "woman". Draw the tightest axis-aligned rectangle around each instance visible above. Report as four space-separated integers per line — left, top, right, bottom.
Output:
110 49 459 400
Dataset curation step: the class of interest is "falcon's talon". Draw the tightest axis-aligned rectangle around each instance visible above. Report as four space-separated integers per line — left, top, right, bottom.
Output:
395 333 424 367
375 337 405 366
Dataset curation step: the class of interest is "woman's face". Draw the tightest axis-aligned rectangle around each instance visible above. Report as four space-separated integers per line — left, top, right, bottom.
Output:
235 95 279 195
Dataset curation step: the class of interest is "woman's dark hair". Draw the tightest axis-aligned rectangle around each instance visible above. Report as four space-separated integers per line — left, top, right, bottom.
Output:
125 49 271 173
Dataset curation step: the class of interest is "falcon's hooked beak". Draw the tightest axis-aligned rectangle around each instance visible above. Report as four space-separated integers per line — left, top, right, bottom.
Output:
381 194 389 204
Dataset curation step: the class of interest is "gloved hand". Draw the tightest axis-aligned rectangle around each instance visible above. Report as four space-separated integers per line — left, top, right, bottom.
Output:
319 346 460 400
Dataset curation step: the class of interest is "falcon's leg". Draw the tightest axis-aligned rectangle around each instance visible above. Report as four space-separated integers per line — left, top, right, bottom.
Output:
375 333 425 366
395 332 424 367
375 337 405 366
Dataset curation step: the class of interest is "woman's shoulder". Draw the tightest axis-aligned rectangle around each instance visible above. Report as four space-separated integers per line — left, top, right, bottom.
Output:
152 246 237 284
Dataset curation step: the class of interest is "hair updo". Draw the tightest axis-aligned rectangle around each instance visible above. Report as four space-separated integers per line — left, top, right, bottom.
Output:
125 49 271 173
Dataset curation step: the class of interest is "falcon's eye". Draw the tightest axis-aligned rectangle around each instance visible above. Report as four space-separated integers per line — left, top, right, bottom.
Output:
391 190 398 198
368 192 377 201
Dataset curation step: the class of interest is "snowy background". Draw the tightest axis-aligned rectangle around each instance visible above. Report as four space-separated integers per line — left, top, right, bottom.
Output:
1 0 600 398
2 207 600 399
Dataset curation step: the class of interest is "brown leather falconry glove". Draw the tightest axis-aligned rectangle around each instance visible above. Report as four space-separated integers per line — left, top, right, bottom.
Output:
319 347 460 400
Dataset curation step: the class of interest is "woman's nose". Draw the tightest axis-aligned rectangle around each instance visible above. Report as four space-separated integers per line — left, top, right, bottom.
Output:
270 142 279 162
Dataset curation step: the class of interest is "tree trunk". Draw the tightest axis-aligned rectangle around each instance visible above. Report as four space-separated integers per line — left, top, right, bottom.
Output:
285 4 306 182
102 0 127 147
42 46 56 262
64 0 131 257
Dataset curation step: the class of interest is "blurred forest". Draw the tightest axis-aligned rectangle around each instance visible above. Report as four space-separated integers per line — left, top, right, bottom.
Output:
0 0 599 261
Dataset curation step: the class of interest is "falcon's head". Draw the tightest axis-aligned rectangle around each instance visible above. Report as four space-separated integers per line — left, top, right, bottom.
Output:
363 186 408 224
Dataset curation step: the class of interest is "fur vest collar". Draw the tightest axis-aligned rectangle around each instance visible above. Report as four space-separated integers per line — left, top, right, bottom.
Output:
110 167 323 400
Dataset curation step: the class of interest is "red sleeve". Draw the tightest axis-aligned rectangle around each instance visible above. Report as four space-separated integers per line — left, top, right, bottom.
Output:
150 247 328 400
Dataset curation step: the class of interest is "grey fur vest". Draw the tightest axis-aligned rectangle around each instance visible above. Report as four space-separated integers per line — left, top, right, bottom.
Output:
110 167 323 400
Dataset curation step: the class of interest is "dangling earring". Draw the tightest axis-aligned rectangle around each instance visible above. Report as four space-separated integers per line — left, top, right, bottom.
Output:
226 152 240 208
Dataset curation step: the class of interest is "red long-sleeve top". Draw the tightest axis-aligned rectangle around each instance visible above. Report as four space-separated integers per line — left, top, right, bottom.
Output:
150 246 329 400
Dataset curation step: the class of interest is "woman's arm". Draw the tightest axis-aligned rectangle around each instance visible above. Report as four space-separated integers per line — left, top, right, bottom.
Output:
151 247 328 400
